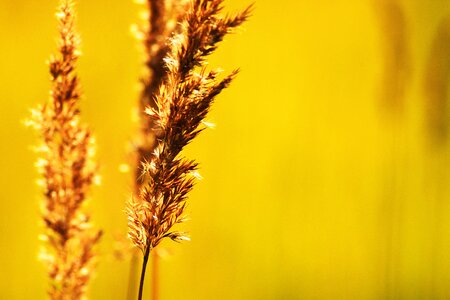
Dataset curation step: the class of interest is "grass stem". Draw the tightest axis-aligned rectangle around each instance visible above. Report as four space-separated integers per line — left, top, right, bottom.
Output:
138 246 151 300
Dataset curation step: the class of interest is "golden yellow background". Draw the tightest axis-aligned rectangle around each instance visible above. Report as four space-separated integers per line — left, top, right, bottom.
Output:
1 0 450 298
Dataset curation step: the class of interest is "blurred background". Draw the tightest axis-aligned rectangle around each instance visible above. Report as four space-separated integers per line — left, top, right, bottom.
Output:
1 0 450 299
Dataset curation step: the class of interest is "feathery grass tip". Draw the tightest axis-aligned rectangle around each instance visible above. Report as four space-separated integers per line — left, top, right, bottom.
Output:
29 1 102 298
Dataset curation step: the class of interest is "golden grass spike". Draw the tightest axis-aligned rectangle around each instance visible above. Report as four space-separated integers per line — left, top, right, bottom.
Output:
127 0 251 299
129 2 190 298
134 0 189 192
30 1 102 298
128 2 187 298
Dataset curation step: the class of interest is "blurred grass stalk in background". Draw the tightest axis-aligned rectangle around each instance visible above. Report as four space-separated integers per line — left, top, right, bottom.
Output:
422 13 450 299
375 1 450 298
374 0 410 298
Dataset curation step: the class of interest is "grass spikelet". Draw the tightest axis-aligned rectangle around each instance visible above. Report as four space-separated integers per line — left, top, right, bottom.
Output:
134 0 189 192
129 2 190 298
30 1 102 298
127 0 251 299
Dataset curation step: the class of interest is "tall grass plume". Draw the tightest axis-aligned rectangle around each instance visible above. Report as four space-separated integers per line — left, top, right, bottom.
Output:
126 0 251 299
28 1 102 298
132 0 188 192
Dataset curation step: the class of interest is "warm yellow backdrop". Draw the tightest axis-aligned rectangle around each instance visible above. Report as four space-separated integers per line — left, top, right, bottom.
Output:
1 0 450 299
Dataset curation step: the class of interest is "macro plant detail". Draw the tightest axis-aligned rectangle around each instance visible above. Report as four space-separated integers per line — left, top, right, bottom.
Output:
133 0 189 192
24 0 250 299
4 0 450 298
127 0 251 298
28 0 102 298
129 1 189 299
